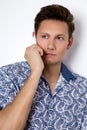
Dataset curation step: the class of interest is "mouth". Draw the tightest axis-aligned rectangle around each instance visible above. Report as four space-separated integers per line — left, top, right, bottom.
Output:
45 53 56 57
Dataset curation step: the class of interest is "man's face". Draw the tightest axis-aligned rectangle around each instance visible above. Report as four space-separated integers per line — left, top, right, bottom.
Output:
36 20 73 65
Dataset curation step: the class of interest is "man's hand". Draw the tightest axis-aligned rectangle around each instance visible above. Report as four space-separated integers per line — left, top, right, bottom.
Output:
24 44 44 75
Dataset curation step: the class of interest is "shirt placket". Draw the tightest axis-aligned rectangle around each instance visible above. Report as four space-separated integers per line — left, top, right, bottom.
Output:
47 95 55 129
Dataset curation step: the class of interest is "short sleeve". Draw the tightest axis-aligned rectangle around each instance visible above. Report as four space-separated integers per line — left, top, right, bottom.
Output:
0 68 18 109
0 61 30 110
81 92 87 129
81 108 87 129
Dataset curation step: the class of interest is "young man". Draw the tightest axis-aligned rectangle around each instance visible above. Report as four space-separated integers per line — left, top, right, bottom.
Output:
0 4 87 130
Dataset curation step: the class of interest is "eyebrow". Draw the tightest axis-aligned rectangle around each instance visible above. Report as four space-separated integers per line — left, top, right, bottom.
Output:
41 32 65 35
56 34 68 38
41 32 66 37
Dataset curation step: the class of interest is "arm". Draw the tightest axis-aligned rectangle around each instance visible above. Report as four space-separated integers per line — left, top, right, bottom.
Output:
81 99 87 129
0 44 44 130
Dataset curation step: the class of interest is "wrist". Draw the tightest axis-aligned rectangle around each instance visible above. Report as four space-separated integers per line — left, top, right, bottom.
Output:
31 70 42 79
31 67 43 76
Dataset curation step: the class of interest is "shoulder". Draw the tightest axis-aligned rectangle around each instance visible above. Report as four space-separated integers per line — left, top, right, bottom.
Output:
62 63 87 97
67 69 87 91
68 72 87 99
61 63 87 85
0 61 31 75
0 61 31 109
0 61 31 86
72 72 87 84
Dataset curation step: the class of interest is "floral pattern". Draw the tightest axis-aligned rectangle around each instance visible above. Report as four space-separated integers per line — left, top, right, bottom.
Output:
0 61 87 130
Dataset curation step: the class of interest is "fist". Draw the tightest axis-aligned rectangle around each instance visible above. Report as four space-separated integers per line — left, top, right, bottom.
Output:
24 44 44 74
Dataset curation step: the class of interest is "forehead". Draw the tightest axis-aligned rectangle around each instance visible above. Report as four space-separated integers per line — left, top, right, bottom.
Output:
37 20 68 35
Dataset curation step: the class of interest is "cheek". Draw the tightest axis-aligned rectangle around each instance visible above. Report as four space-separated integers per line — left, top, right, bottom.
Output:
56 45 68 54
36 38 42 46
37 42 46 50
36 37 48 49
37 43 43 48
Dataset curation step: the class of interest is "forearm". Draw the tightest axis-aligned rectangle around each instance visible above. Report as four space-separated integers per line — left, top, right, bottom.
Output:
0 72 41 130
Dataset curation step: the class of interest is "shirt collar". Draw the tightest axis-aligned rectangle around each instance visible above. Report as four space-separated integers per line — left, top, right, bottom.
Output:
61 63 76 81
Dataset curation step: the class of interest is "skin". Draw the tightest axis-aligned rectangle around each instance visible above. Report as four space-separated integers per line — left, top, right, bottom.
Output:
36 20 73 66
35 20 73 92
0 19 73 130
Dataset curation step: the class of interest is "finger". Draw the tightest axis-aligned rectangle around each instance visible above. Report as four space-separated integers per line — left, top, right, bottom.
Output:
36 46 43 56
39 49 43 56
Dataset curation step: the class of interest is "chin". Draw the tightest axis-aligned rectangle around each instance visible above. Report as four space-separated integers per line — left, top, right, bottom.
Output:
44 60 60 65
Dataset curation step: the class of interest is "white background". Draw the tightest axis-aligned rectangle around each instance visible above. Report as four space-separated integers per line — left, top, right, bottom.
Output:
0 0 87 78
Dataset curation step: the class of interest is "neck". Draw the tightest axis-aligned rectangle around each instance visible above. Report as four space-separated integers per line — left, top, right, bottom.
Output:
43 63 61 83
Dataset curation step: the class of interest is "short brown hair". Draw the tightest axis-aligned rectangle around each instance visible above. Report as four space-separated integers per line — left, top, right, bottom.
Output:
34 4 75 38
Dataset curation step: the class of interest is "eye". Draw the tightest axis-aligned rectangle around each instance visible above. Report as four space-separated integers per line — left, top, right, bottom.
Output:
57 36 64 40
41 35 48 39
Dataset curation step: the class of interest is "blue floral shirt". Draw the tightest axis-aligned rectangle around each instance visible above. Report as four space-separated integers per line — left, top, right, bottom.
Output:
0 61 87 130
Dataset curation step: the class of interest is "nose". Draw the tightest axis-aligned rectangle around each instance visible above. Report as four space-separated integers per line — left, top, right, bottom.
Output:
47 40 56 50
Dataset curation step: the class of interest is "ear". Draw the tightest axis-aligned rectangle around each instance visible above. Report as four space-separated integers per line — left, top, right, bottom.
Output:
67 37 73 49
32 31 35 37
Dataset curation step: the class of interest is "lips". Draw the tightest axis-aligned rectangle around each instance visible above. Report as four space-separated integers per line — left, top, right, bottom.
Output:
45 53 56 57
46 53 55 55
